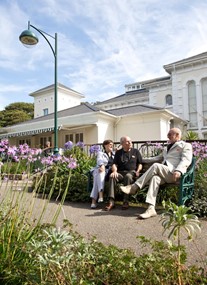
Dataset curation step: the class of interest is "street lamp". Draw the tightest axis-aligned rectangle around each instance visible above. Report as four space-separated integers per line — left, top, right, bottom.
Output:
19 21 58 154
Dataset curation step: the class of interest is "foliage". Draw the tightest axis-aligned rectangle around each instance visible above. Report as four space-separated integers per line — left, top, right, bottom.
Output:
161 200 202 285
161 201 201 242
0 102 34 127
0 195 206 284
0 138 206 284
0 141 43 175
183 131 200 140
189 142 207 217
36 142 96 201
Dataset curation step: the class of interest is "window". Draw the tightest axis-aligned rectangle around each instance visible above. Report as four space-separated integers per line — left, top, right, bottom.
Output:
188 81 197 127
201 78 207 126
165 94 172 106
75 133 83 143
19 139 31 146
169 120 174 129
65 134 73 142
65 133 84 143
43 108 48 116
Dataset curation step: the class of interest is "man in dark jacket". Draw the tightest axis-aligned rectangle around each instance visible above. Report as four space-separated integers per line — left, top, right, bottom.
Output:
104 136 142 211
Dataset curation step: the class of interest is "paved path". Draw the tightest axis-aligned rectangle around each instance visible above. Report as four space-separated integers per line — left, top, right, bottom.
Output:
1 182 207 267
57 201 207 267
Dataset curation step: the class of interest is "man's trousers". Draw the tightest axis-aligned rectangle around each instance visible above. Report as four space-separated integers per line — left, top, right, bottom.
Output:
135 163 175 206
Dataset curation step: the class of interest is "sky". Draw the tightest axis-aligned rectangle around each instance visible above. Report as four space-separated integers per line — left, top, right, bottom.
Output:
1 0 207 111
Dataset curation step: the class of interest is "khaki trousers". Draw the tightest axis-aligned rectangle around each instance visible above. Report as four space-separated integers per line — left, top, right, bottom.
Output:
135 163 175 206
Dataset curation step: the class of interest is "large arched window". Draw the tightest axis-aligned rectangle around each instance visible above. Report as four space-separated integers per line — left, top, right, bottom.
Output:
201 78 207 126
188 80 197 127
165 94 172 106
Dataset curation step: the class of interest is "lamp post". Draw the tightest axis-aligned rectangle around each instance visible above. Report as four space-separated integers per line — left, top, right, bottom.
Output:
19 21 58 154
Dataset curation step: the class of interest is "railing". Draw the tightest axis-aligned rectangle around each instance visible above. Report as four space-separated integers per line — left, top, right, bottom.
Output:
84 140 207 156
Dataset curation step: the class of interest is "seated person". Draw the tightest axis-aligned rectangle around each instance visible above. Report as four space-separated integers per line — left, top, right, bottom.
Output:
90 139 114 209
120 128 193 219
104 136 142 211
43 141 52 156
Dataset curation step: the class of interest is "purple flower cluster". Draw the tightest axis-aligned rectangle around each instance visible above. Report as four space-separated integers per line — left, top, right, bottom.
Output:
64 141 84 150
153 142 164 150
40 154 77 169
64 141 73 150
0 140 9 158
89 144 101 155
76 141 85 149
0 140 42 160
0 139 78 172
191 142 207 160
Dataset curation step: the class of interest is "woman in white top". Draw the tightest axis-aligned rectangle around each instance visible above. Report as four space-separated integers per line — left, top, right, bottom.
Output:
90 140 114 209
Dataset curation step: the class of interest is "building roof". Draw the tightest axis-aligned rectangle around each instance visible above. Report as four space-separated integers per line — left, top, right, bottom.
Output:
29 82 84 98
95 89 149 105
106 104 163 116
125 75 171 88
164 52 207 73
7 103 101 127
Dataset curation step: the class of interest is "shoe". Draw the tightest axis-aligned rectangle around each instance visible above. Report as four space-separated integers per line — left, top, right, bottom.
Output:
120 184 139 195
91 203 97 209
104 203 115 211
139 206 157 219
122 201 129 210
98 198 104 203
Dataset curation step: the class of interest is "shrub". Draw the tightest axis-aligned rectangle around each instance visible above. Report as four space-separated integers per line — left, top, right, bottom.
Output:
36 143 97 202
189 143 207 217
0 199 206 285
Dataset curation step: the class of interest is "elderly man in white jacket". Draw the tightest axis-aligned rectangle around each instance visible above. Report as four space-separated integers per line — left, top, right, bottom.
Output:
120 128 193 219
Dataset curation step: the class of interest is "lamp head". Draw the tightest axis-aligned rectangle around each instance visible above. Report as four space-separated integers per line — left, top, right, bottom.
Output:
19 29 39 46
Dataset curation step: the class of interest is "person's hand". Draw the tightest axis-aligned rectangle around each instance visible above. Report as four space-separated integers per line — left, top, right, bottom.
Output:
110 171 118 179
99 165 105 172
173 171 181 182
135 170 141 177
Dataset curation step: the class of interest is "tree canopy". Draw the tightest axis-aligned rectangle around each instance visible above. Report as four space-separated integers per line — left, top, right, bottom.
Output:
0 102 34 127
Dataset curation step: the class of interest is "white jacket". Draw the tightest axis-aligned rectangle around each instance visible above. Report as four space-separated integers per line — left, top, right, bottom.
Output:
143 141 193 174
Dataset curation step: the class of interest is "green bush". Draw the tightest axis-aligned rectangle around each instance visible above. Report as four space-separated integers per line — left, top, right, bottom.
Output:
0 208 206 285
36 146 96 202
189 159 207 217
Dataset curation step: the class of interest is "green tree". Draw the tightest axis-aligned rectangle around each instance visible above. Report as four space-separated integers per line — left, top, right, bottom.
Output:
0 102 34 127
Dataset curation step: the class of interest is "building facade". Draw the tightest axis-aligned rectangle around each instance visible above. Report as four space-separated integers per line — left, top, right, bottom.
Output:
98 52 207 138
1 52 206 148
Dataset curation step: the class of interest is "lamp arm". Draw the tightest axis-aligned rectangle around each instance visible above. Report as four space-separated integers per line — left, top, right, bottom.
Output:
29 23 56 58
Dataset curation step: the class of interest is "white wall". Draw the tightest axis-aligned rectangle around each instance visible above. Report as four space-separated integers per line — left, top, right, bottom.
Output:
114 112 172 142
32 86 83 118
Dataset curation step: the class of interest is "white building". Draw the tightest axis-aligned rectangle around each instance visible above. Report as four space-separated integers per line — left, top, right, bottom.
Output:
98 52 207 138
1 52 206 148
30 83 84 118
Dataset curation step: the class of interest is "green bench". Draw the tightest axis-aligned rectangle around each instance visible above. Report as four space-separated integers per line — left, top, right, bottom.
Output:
87 144 196 206
140 157 196 206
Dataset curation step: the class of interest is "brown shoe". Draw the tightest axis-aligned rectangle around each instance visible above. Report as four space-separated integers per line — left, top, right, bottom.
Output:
122 201 129 210
104 203 115 211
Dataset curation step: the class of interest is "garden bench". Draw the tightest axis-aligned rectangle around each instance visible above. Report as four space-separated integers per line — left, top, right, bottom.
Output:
86 144 196 206
140 157 196 206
